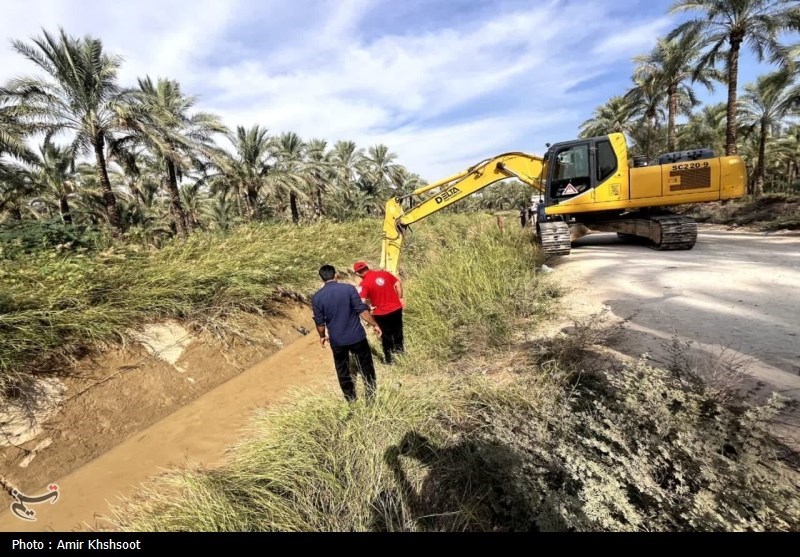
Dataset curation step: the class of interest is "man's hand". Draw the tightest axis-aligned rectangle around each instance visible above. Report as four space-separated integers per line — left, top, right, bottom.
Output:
399 297 405 309
372 325 383 339
320 335 329 348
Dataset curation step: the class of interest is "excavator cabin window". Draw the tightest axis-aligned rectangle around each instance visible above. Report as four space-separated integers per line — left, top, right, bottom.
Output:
545 138 618 205
550 143 590 199
596 139 617 182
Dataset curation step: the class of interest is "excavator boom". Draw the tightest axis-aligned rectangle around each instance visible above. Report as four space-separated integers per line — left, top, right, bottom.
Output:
381 152 546 274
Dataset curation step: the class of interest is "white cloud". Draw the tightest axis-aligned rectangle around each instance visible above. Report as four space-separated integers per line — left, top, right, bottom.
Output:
591 16 673 56
0 0 676 181
0 0 246 88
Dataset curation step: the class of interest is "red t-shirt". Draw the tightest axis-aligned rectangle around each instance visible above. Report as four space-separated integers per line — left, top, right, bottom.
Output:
357 270 402 316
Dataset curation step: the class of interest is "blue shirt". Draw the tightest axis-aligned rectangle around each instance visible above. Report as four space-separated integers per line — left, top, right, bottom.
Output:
311 281 370 347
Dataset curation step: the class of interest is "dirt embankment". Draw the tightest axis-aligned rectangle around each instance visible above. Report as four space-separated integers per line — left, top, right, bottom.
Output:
0 301 325 531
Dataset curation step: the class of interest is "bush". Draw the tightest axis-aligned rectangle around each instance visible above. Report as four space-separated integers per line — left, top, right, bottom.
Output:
0 217 106 259
482 357 800 531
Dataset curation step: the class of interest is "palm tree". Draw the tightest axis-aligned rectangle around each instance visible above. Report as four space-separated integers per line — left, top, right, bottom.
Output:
392 167 425 198
207 189 239 231
0 102 38 171
4 27 130 234
29 138 77 224
774 124 800 185
330 140 365 190
669 0 800 155
271 132 309 224
579 96 635 138
624 75 667 129
677 102 728 155
738 69 800 195
627 120 669 161
305 138 334 218
766 130 799 189
0 169 35 221
225 125 272 221
631 29 720 151
116 76 227 236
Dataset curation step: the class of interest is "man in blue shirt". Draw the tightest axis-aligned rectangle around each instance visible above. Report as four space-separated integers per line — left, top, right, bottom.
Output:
312 264 383 402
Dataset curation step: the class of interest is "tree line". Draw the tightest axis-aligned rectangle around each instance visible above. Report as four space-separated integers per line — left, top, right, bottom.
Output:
0 28 426 245
580 0 800 196
2 1 799 247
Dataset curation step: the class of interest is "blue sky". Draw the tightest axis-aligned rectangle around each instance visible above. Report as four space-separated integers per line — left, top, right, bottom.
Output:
0 0 795 180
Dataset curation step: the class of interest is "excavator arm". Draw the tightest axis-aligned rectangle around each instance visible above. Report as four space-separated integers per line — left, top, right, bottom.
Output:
380 152 546 274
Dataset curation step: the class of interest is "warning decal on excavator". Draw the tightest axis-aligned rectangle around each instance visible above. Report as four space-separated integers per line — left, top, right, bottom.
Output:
562 183 579 195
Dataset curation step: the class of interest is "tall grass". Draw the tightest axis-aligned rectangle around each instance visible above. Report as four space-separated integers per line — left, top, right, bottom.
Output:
0 220 384 394
397 216 559 365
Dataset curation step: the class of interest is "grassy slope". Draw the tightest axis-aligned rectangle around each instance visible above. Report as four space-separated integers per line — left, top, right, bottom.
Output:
0 219 385 392
107 216 800 532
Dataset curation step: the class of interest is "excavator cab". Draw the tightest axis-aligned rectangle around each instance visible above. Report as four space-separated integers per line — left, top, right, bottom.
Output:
541 136 620 210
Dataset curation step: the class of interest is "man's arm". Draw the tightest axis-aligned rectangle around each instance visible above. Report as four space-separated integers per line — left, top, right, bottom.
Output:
359 309 382 338
390 273 404 307
350 286 382 337
394 278 404 302
357 284 372 309
312 296 329 347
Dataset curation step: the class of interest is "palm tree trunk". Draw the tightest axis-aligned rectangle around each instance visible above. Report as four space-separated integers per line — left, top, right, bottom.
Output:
59 196 72 225
166 160 189 237
667 85 678 152
246 183 261 220
289 192 299 224
234 187 245 218
725 35 743 156
94 135 122 235
755 118 767 197
316 186 324 219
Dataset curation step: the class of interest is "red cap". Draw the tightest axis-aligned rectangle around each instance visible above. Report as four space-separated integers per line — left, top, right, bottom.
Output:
353 261 369 273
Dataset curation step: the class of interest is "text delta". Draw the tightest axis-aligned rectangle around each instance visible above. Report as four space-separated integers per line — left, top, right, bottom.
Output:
435 186 461 204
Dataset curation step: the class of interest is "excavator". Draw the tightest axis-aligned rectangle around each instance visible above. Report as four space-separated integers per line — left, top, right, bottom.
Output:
380 132 747 274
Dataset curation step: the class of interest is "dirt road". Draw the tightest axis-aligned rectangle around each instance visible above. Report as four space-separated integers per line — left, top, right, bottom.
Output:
550 225 800 417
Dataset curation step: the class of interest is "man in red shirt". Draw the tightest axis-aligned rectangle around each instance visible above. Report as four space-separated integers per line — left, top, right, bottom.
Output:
354 260 405 364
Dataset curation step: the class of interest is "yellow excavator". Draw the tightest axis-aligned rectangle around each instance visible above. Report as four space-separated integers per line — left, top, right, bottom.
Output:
380 132 747 274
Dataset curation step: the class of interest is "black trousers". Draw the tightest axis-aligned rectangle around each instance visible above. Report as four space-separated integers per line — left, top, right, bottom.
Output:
374 309 405 364
332 338 376 402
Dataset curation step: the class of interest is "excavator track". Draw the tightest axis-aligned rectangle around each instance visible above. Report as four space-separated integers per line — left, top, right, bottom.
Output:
537 221 571 256
649 214 698 250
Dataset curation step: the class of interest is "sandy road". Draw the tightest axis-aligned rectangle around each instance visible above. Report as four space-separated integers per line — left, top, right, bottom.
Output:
549 225 800 418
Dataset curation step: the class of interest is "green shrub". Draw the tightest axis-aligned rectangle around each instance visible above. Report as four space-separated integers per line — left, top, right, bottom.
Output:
0 217 106 259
